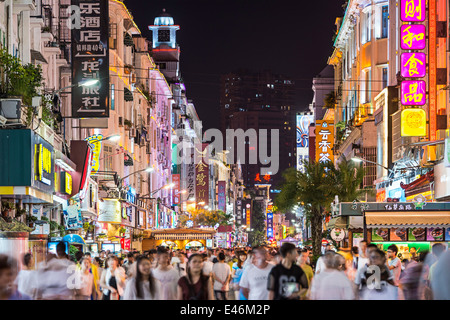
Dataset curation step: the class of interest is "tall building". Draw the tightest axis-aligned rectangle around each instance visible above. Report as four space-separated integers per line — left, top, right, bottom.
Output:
219 69 296 189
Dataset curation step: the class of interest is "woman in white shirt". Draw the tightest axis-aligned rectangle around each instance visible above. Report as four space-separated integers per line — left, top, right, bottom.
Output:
15 253 37 298
76 258 95 300
100 256 126 300
124 256 160 300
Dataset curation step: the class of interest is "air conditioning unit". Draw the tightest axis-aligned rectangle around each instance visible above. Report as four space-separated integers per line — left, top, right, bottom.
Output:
118 116 123 127
129 128 136 138
0 99 26 126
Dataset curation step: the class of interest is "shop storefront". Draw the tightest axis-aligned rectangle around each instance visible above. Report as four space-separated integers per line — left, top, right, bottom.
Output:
143 228 216 251
364 206 450 254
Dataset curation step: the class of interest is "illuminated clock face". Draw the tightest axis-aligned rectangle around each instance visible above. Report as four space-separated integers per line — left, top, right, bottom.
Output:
158 29 171 42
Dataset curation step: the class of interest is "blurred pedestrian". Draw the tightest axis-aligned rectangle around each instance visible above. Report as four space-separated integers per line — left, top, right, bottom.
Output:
35 242 76 300
309 252 355 300
430 250 450 299
174 252 187 277
15 253 37 298
76 257 96 300
0 255 31 300
177 253 214 300
355 248 397 300
231 251 247 299
152 248 180 300
212 252 231 300
399 251 427 300
239 247 273 300
123 256 160 300
100 256 126 300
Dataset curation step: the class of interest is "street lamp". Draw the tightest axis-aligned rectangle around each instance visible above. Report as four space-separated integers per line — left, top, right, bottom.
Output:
120 167 154 184
351 157 394 174
54 79 100 95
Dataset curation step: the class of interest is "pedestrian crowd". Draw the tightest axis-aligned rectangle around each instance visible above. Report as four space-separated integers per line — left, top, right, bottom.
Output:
1 240 449 300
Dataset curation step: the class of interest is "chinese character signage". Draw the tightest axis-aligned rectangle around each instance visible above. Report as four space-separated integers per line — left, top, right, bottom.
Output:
187 150 195 201
267 205 273 239
400 0 425 22
195 143 209 207
297 114 314 171
401 53 426 78
401 81 426 106
400 25 426 50
71 0 109 118
218 181 226 212
315 120 334 164
246 203 251 228
401 108 426 137
85 134 103 174
35 143 53 186
172 174 180 205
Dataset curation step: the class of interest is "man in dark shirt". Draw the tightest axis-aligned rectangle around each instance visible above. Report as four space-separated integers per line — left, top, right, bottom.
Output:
267 243 308 300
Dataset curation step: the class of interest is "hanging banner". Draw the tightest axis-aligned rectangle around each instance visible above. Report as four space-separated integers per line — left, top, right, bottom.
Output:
71 0 109 118
98 199 121 224
85 134 103 174
315 120 334 164
172 174 181 205
218 181 226 212
297 113 314 171
195 143 209 207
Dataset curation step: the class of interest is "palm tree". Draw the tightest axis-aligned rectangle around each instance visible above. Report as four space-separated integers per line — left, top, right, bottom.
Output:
329 158 368 202
275 161 335 257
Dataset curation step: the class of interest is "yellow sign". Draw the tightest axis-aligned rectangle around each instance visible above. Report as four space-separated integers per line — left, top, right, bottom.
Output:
315 120 334 164
401 108 426 137
64 172 73 195
35 144 52 185
85 134 103 174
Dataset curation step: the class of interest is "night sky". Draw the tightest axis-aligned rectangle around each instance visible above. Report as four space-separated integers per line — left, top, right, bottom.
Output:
124 0 346 130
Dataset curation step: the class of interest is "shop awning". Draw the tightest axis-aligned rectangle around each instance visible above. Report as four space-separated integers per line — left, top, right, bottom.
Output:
365 211 450 228
349 216 364 229
328 216 347 229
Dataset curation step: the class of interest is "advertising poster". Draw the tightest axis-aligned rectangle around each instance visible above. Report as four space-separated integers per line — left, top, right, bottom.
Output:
390 228 408 241
427 228 444 241
63 198 83 230
296 114 314 171
408 227 427 241
371 228 389 241
98 199 121 224
352 232 363 248
446 229 450 241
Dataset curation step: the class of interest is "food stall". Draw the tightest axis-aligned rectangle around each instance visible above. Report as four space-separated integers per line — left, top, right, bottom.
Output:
363 202 450 256
142 228 216 251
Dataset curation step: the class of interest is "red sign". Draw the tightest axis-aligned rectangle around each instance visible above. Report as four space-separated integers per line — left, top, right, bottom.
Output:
195 144 209 207
172 174 180 205
121 238 131 251
218 181 226 212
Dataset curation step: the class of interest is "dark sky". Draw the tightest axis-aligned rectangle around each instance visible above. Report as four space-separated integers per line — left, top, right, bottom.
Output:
124 0 346 130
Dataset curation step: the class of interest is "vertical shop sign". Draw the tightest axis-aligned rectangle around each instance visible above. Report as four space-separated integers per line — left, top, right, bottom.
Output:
195 144 209 207
315 120 334 164
71 0 109 118
218 181 226 212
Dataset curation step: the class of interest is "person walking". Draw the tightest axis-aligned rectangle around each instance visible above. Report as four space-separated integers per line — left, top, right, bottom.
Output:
123 256 160 300
99 256 126 300
76 257 96 300
177 254 214 300
212 252 231 300
15 253 37 298
387 244 402 286
239 247 274 300
355 248 397 300
231 251 247 300
297 249 314 287
0 255 31 300
152 248 180 300
309 252 355 300
268 243 309 300
202 253 214 278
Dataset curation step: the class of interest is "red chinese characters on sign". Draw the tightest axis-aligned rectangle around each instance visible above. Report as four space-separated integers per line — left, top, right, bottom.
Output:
254 173 271 183
121 238 131 251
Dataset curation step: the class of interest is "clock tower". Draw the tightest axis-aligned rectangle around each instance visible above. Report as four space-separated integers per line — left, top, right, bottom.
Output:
149 9 180 82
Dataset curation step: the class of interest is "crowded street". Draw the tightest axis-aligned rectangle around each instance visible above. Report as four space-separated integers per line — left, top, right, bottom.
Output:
1 0 450 306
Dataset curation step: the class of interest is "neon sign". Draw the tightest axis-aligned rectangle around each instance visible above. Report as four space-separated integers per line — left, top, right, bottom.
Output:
401 81 426 106
401 53 426 78
400 0 425 22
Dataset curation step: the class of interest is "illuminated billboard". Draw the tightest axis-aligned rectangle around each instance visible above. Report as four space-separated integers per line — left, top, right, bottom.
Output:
296 113 314 171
